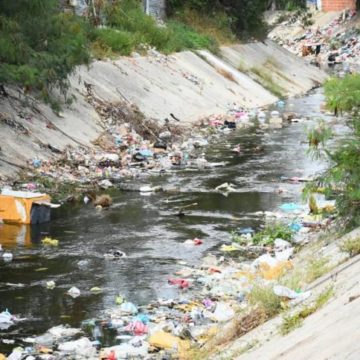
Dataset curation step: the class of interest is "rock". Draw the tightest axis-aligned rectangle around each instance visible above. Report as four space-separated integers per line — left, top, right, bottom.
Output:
283 112 297 121
98 179 113 189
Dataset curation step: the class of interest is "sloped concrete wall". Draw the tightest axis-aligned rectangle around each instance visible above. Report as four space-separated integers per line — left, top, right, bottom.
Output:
220 40 327 97
0 42 328 179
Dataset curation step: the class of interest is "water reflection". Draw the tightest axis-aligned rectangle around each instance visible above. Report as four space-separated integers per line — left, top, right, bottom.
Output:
0 223 50 247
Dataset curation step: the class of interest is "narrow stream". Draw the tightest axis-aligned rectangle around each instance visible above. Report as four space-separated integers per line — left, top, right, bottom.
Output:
0 88 346 350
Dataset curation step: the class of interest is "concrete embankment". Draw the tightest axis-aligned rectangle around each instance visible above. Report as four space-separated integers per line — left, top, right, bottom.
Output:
0 41 327 179
212 228 360 360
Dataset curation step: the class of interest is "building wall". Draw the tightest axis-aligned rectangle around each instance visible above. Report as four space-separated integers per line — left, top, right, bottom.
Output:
144 0 166 20
321 0 356 11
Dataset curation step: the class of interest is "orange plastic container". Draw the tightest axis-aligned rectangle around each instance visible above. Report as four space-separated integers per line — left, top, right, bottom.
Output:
0 190 51 224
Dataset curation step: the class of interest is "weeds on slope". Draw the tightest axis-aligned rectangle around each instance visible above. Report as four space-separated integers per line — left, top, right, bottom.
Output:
339 238 360 257
280 286 334 335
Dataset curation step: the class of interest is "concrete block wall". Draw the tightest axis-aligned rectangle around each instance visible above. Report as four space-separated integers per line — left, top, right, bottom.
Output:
321 0 356 11
144 0 166 20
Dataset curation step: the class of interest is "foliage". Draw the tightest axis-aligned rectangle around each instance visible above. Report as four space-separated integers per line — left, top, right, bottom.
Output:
280 286 333 335
91 0 217 55
248 284 283 317
167 0 268 39
165 21 217 53
325 75 360 114
251 67 285 98
0 0 221 105
307 75 360 228
305 257 330 283
252 222 294 246
274 0 306 11
339 237 360 257
93 28 134 55
0 0 91 107
307 121 333 154
171 7 235 45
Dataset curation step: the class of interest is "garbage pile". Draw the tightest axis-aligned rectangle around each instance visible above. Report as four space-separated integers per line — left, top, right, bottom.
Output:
270 10 360 71
1 193 336 359
10 94 301 199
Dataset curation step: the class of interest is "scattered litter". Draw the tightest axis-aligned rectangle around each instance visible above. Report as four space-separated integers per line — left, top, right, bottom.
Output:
104 250 127 259
215 182 237 192
41 237 59 246
280 203 300 212
211 302 235 322
273 285 311 304
119 302 138 315
58 337 95 357
67 287 81 298
90 287 102 294
2 251 13 262
46 281 56 289
168 278 190 289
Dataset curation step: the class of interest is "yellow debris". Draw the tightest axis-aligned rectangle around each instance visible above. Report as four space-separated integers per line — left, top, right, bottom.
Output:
322 204 336 213
0 353 6 360
259 261 293 280
41 237 59 246
149 331 190 356
220 244 240 252
196 325 218 344
115 295 124 305
175 301 201 312
233 271 255 281
39 346 53 354
90 287 102 293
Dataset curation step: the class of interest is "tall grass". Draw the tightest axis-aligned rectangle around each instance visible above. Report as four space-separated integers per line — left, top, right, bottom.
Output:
91 0 219 57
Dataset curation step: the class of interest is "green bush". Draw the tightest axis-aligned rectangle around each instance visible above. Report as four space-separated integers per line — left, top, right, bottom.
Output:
165 21 216 53
248 284 282 317
252 222 294 246
167 0 268 39
92 0 216 56
94 28 134 55
307 75 360 227
0 0 90 107
339 237 360 257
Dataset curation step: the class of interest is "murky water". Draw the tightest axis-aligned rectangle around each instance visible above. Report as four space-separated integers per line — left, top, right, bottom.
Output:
0 89 345 350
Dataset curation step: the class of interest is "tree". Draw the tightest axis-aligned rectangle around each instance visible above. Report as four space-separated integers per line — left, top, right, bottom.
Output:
307 74 360 228
0 0 90 108
167 0 269 38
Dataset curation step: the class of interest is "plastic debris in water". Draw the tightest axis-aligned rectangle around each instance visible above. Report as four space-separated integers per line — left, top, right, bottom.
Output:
2 251 13 262
41 237 59 246
67 287 81 298
115 294 124 305
120 302 138 314
90 287 102 294
46 281 56 289
279 203 300 212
